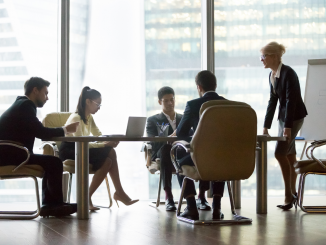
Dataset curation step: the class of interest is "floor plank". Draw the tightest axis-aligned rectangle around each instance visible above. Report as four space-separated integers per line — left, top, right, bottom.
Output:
0 197 326 245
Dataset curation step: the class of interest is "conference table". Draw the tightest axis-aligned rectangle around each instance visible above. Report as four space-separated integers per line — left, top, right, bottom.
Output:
232 135 286 214
49 135 285 219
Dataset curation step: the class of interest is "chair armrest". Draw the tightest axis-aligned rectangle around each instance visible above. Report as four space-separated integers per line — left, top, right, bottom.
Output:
0 141 30 172
312 139 326 145
141 142 153 168
305 140 326 159
140 142 152 152
309 141 326 169
39 141 58 157
0 140 24 146
170 141 191 174
172 140 190 152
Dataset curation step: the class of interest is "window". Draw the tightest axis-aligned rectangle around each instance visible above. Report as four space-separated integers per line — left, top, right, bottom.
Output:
214 0 326 197
69 0 148 202
0 0 58 203
144 0 201 199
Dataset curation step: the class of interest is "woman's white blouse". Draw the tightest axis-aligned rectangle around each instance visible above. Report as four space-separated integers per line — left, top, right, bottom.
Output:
64 113 105 148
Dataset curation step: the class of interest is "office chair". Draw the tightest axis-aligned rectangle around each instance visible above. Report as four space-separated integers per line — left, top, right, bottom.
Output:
41 112 113 208
170 100 257 225
295 139 326 213
142 143 183 207
0 141 42 219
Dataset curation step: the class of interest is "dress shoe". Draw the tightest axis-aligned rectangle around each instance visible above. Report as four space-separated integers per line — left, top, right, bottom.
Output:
113 192 139 207
165 199 177 212
40 204 76 218
63 202 77 213
179 207 199 220
196 198 211 210
212 209 224 219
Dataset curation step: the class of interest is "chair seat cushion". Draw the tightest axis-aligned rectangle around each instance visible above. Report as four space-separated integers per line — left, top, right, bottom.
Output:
148 159 160 174
0 165 44 178
294 159 326 174
181 165 201 180
63 159 95 174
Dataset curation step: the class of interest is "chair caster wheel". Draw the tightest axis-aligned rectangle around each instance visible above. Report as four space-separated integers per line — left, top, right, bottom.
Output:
41 215 49 218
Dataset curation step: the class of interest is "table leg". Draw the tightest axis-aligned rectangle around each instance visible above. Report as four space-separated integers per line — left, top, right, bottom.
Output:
75 142 89 219
256 140 267 214
231 180 241 209
300 141 307 160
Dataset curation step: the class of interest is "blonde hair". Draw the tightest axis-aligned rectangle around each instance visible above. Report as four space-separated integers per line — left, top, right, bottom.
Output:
260 41 286 60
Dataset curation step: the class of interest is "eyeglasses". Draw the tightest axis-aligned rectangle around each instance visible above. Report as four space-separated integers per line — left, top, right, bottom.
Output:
91 100 102 108
260 54 272 61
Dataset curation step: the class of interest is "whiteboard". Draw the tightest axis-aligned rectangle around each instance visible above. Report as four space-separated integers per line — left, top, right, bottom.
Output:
300 59 326 140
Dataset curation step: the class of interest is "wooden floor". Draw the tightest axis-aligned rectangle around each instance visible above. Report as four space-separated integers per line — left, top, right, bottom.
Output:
0 196 326 245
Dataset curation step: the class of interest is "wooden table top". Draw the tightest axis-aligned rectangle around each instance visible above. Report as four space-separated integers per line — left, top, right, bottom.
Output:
46 135 286 142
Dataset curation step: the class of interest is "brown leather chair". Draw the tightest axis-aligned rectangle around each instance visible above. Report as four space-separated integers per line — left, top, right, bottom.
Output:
41 112 112 208
295 139 326 213
170 100 257 225
0 141 42 219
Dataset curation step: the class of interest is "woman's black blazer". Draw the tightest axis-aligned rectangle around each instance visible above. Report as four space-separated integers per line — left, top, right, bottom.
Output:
263 64 307 129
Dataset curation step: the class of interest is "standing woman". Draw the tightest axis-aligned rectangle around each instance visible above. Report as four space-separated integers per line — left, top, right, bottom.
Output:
261 42 308 210
59 86 138 210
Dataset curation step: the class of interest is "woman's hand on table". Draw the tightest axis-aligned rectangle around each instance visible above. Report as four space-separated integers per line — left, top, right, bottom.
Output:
104 141 120 148
263 128 270 137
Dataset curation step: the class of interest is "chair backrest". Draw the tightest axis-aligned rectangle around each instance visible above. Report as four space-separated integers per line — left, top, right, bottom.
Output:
42 112 72 148
190 100 257 181
199 100 249 117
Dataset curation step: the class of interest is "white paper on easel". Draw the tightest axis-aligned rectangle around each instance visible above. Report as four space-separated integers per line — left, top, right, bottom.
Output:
300 59 326 140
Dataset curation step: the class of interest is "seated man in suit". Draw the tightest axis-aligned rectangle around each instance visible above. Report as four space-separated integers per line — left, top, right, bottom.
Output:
146 87 181 211
176 70 226 220
0 77 79 217
146 87 210 211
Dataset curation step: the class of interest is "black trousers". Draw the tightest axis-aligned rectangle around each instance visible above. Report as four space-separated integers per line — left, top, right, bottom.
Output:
0 149 63 206
156 144 174 191
177 154 225 198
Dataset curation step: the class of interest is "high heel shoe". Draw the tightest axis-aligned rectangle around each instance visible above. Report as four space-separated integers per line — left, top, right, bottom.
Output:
113 192 139 208
89 205 100 211
277 193 297 208
89 198 100 211
277 194 297 210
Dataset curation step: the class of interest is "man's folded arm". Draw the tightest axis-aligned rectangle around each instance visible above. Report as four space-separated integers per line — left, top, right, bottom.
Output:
146 117 157 137
176 102 193 138
146 116 163 154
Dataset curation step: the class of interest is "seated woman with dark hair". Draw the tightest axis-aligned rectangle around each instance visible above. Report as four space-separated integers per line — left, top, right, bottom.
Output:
59 86 138 211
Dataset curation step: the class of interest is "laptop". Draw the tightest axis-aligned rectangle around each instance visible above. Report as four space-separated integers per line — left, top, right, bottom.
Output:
125 116 147 137
105 116 147 137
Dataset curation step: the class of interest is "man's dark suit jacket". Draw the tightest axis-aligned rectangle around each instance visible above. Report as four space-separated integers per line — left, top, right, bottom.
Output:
264 64 308 129
146 112 183 160
176 92 226 165
0 96 64 158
